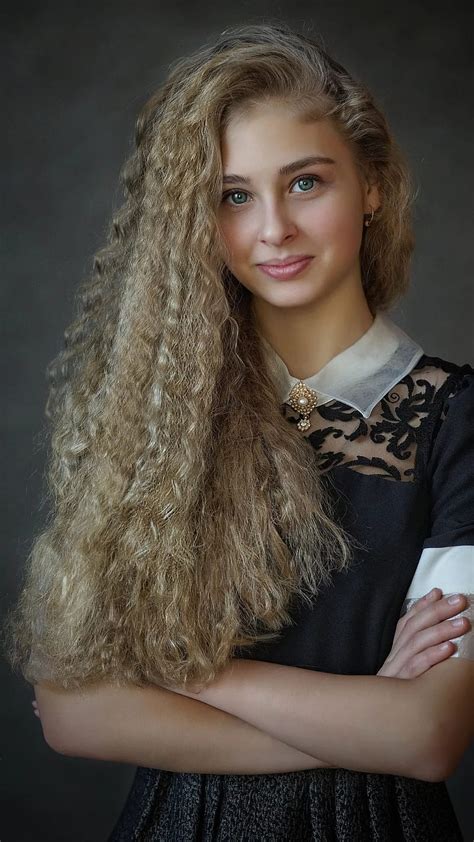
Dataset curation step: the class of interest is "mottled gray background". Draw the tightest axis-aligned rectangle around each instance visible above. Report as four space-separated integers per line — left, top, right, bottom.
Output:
2 1 473 839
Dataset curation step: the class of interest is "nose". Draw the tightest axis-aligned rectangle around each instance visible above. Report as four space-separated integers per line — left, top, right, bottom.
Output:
259 201 298 246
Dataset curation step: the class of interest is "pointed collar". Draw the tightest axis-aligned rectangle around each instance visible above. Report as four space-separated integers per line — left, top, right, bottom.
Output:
259 312 425 419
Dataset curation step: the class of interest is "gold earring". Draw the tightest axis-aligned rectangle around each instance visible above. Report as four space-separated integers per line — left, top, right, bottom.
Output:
364 207 375 227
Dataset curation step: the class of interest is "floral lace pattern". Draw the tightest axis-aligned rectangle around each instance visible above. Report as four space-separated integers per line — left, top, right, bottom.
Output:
282 356 460 482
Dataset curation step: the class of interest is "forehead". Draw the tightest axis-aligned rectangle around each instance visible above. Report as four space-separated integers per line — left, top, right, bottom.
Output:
220 104 350 170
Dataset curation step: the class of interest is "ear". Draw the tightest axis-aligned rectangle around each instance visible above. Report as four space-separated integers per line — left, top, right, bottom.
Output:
363 167 381 215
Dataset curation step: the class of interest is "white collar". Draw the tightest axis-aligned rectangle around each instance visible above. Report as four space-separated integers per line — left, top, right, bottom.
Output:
259 312 425 419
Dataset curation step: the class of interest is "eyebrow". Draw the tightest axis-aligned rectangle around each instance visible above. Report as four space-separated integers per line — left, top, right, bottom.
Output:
222 155 336 186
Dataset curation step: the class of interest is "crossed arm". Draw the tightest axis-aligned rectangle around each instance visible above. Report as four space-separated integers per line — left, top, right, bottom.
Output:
35 656 474 782
35 675 329 776
34 586 474 782
158 655 474 781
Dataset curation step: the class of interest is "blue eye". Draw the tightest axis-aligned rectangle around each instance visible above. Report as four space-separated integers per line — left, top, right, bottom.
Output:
292 176 319 192
221 174 322 206
223 190 248 206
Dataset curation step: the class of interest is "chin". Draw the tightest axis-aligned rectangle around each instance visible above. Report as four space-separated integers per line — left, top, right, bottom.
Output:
258 279 328 306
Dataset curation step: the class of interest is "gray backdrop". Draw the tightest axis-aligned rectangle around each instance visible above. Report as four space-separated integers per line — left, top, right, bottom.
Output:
2 1 473 840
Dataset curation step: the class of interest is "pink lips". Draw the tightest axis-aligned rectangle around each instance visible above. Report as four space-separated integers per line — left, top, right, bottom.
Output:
257 256 313 279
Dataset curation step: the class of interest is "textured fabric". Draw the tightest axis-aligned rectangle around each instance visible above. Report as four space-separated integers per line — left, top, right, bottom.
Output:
108 766 463 841
107 346 473 841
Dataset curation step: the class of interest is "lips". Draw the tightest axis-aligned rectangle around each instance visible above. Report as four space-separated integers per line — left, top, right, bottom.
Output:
257 256 313 280
258 254 312 267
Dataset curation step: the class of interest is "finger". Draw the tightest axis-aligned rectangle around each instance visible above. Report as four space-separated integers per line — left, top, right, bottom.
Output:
395 589 442 637
408 615 471 659
404 593 469 638
391 592 468 657
407 588 442 612
387 614 470 676
385 637 457 679
400 640 457 679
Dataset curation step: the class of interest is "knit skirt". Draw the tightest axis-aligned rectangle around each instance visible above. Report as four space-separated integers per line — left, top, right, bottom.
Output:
107 766 463 841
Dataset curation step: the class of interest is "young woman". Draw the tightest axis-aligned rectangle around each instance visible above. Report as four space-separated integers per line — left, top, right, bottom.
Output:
6 21 473 842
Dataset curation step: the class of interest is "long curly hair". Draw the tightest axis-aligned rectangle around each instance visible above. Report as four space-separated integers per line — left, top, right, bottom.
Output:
3 21 416 691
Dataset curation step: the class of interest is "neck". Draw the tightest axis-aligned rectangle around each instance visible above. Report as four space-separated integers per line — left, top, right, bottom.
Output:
251 277 374 380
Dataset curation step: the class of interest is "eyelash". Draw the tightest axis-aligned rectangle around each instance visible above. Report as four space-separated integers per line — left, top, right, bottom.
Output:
221 174 324 207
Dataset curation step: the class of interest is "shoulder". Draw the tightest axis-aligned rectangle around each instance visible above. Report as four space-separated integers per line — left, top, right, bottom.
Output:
411 355 474 474
399 355 474 475
409 353 474 420
411 353 474 390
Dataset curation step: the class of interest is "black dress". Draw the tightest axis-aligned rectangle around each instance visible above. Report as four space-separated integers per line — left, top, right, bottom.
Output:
108 342 473 841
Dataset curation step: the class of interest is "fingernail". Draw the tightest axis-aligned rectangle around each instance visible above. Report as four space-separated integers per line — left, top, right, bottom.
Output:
447 594 462 604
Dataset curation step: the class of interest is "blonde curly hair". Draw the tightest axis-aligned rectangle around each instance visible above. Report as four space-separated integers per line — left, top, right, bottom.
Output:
2 21 416 691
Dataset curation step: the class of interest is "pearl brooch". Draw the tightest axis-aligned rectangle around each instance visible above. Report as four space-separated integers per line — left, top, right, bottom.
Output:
287 381 319 432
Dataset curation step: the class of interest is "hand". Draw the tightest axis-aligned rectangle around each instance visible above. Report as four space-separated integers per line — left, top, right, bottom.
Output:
377 588 471 679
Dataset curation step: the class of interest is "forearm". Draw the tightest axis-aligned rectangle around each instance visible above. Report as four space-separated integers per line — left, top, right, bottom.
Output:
36 681 335 775
174 660 438 781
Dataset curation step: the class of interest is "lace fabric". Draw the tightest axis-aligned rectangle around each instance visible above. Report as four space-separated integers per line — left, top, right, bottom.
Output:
282 355 459 483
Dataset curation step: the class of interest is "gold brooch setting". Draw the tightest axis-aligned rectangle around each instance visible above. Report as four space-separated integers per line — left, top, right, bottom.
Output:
286 381 319 432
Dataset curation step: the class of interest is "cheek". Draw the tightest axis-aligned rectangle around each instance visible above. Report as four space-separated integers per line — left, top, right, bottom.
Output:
218 216 252 262
304 196 362 253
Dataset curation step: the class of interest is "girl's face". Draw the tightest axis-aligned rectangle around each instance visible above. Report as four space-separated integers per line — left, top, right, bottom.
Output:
217 102 380 313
